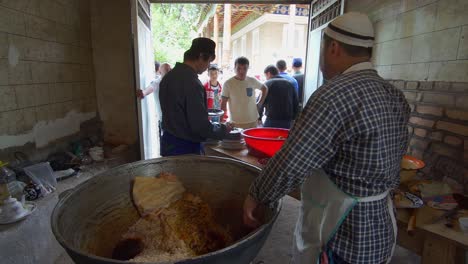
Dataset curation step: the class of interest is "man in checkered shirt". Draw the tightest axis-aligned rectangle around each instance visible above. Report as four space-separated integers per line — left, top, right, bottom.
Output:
244 12 410 264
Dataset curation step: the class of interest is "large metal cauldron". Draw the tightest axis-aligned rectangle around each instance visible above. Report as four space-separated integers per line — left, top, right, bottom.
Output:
51 156 281 264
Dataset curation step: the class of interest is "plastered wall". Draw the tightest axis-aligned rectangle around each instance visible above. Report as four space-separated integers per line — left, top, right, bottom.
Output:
91 0 139 146
0 0 97 151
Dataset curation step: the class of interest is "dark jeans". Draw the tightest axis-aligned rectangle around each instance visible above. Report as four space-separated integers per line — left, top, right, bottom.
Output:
264 118 292 129
160 131 202 156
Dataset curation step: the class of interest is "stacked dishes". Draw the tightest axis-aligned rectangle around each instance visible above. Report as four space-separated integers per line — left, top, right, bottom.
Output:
220 128 245 150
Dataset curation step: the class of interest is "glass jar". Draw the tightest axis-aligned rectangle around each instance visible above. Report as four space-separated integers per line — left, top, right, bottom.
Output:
0 161 16 204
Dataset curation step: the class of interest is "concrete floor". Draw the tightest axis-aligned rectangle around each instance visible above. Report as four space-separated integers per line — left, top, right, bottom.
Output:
253 196 421 264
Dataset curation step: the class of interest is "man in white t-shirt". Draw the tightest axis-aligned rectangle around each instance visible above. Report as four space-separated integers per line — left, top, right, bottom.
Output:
221 57 268 129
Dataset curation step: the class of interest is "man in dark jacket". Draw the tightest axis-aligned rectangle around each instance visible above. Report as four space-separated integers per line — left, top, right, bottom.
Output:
292 58 304 108
259 65 299 129
159 38 231 156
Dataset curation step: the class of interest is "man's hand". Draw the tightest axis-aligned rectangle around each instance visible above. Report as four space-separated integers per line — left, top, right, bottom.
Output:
225 122 234 133
136 89 145 99
243 194 261 228
257 119 263 127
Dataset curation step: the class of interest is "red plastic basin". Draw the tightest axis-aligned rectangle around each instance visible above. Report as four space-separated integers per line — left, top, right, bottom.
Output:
241 128 289 158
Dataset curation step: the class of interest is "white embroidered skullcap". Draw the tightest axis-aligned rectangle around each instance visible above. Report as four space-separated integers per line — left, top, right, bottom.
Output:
324 12 374 48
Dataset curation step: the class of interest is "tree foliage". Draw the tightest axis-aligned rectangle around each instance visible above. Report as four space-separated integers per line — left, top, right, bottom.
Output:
151 4 203 65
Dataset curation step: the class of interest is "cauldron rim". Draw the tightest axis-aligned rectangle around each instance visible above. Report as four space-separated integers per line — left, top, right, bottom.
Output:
51 155 282 264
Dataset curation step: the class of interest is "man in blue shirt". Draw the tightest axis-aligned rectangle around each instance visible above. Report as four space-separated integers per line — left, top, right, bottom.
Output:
276 59 299 96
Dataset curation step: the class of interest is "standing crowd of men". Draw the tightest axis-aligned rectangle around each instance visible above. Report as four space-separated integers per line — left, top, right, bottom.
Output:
136 12 410 264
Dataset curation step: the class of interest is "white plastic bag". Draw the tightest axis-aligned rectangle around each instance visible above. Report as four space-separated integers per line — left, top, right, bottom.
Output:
24 162 57 196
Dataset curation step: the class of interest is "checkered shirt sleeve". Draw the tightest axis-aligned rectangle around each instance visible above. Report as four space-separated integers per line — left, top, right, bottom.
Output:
249 70 410 264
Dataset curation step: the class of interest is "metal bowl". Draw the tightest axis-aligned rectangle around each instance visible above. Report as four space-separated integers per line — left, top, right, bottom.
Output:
51 156 281 264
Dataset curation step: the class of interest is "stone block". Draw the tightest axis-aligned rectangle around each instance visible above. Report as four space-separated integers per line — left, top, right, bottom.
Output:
0 86 17 112
8 60 32 85
78 29 91 48
446 109 468 121
8 35 47 61
79 65 91 82
71 82 82 100
419 81 433 90
416 105 443 116
395 3 436 38
70 64 82 82
394 80 405 89
65 5 81 27
365 0 404 22
451 82 468 93
377 41 393 66
50 82 73 103
412 28 460 63
56 24 78 45
429 61 468 82
0 6 25 35
46 42 66 63
410 137 430 150
401 0 438 12
436 121 468 136
84 98 97 113
409 116 435 128
16 107 37 133
414 128 428 137
430 131 443 141
79 47 92 65
406 81 419 90
390 63 429 81
31 62 56 83
392 38 413 64
431 28 461 61
15 84 35 108
444 135 463 146
435 0 468 30
0 32 7 59
0 0 31 11
411 148 424 160
456 96 468 109
374 18 397 42
433 82 451 91
411 33 432 63
26 0 58 21
403 91 419 101
408 126 414 135
0 110 16 134
81 82 94 98
0 59 7 85
431 142 461 160
35 84 49 106
24 14 56 42
35 104 55 122
459 26 468 60
422 93 455 106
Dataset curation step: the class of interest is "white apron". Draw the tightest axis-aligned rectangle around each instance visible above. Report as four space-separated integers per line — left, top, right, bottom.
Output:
292 169 397 264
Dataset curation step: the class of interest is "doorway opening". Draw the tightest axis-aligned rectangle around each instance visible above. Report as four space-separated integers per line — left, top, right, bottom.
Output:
132 0 344 159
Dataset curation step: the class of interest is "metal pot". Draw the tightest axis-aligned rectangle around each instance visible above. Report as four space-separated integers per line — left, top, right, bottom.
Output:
51 156 281 264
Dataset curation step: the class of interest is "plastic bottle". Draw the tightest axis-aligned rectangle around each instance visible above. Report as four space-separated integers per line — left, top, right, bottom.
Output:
0 161 16 204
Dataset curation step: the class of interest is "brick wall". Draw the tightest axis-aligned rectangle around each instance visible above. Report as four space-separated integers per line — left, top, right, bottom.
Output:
392 80 468 190
346 0 468 191
0 0 97 150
